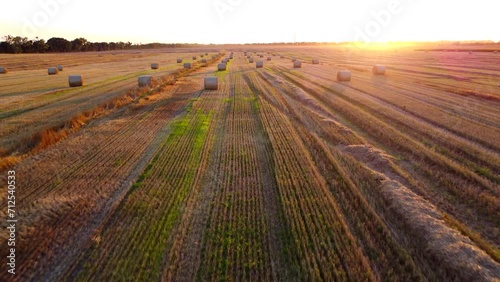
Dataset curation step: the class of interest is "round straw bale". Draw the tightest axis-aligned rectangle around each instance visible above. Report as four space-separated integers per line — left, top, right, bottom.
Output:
177 58 183 63
201 59 207 63
312 59 319 64
0 67 8 74
291 58 297 62
48 67 59 75
218 63 227 71
337 70 351 82
151 63 159 69
267 57 272 61
293 61 302 68
249 58 254 63
57 65 63 71
138 75 153 87
68 75 83 87
256 61 264 68
372 65 386 75
184 63 192 69
192 56 197 60
204 76 219 90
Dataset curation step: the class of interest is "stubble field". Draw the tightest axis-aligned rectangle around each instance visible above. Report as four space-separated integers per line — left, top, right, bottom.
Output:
0 45 499 281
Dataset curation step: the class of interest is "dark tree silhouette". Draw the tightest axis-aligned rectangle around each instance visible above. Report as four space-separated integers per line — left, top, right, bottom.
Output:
47 37 72 52
0 35 198 53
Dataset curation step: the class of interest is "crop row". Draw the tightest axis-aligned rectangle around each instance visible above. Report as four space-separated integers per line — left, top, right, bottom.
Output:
276 67 499 235
0 75 205 281
297 64 500 174
266 62 499 264
243 70 377 281
246 69 433 280
70 71 226 281
195 73 274 280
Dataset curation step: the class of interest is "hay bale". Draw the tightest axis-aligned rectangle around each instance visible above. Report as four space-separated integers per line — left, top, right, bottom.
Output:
57 65 63 71
280 55 284 58
256 61 264 68
291 58 297 62
204 76 219 90
0 67 8 74
372 65 386 75
138 75 153 87
312 59 319 64
218 63 227 71
293 61 302 68
192 56 197 60
249 58 254 63
267 57 272 61
177 58 183 63
184 63 192 69
201 59 207 63
48 67 59 75
68 75 83 87
151 63 159 69
205 53 208 55
337 70 351 82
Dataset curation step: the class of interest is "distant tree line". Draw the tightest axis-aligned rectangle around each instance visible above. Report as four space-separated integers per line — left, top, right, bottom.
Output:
0 35 195 53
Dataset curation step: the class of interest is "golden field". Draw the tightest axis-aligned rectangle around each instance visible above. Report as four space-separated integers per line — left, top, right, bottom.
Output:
0 44 499 281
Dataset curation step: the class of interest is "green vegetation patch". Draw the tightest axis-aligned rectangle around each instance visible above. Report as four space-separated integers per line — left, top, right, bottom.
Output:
75 109 211 281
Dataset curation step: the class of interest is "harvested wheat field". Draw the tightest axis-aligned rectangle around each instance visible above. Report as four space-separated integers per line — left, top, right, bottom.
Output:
0 45 499 281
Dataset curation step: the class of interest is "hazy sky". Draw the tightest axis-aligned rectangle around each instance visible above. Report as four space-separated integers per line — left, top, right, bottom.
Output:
0 0 498 44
